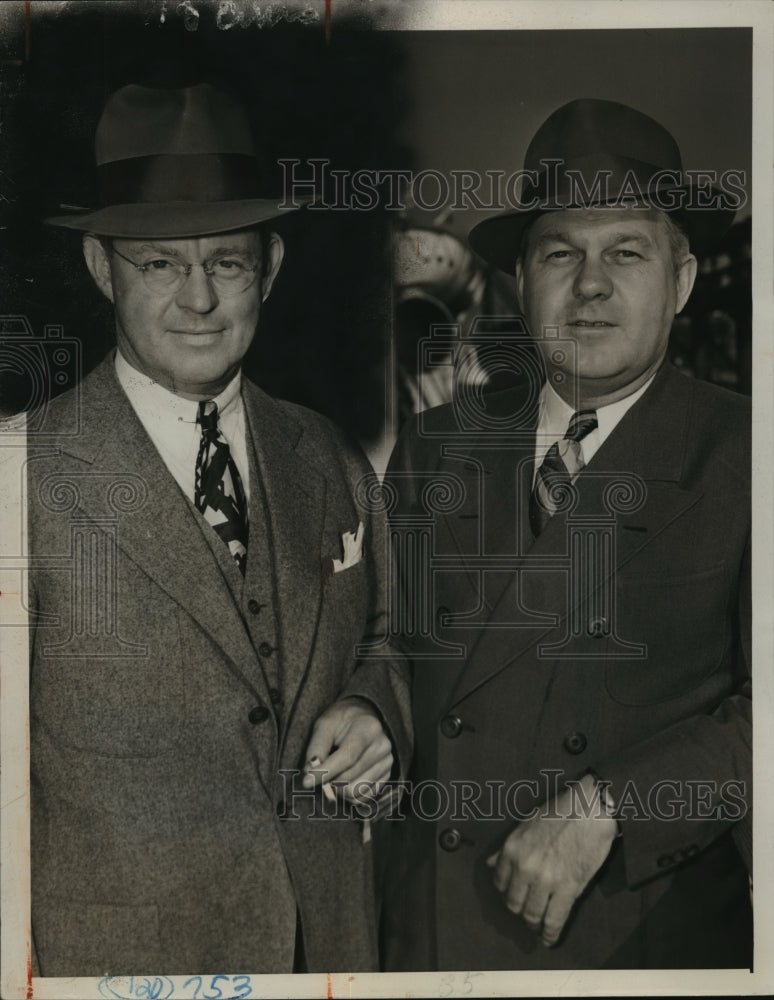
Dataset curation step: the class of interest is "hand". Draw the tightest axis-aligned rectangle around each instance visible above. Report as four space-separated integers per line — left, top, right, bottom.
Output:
487 774 618 947
302 697 393 804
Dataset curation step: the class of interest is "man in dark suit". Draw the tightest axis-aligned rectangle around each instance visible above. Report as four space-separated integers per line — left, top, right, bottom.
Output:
28 81 410 976
382 99 751 970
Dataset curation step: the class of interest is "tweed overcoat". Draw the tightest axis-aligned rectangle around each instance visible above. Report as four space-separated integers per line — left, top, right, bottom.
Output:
382 362 752 970
28 355 411 976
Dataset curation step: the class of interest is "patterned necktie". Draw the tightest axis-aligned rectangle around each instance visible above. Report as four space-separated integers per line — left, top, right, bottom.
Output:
194 400 249 575
529 409 598 537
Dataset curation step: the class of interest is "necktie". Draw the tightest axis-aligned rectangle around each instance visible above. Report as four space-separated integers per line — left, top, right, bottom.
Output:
529 409 598 536
194 400 249 575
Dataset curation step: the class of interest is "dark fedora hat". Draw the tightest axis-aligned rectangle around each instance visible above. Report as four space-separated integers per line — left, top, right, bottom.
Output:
46 82 302 238
468 98 738 273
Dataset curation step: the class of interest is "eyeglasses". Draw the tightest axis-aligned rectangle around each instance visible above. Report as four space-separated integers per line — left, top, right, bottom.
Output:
110 245 261 296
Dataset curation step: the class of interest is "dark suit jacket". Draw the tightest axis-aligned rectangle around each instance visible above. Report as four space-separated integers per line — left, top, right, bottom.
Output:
28 355 411 976
382 362 751 970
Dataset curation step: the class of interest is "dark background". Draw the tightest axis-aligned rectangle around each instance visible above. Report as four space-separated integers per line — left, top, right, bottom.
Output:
0 4 752 457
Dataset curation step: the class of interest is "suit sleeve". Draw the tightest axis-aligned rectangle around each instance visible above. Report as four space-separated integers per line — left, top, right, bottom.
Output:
592 532 751 888
331 437 414 783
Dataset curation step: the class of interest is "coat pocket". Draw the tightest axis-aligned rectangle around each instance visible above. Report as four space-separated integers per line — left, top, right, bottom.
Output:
604 564 730 706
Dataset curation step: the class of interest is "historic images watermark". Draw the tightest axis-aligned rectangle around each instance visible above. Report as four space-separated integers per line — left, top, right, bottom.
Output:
279 159 748 213
278 768 748 824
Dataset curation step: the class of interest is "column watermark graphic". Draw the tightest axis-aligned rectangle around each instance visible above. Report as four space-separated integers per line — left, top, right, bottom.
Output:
356 317 650 662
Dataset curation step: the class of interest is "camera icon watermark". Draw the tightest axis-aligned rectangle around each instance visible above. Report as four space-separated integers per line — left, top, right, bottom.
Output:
415 316 580 442
0 315 81 435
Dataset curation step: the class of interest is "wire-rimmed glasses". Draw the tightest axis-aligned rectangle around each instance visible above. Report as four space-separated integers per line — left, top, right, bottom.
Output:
110 245 261 296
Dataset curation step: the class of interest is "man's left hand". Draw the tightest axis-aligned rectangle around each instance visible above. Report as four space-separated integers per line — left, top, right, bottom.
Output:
487 774 618 947
302 697 393 804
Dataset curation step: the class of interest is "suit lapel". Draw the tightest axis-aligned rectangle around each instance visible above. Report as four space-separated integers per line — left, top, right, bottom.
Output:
440 394 539 620
58 359 265 693
242 380 327 715
447 363 704 707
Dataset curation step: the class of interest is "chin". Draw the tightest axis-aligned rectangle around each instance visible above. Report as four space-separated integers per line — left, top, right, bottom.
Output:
175 360 236 391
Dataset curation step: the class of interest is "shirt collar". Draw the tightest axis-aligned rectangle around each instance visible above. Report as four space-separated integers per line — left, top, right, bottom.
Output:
115 349 243 425
540 373 656 442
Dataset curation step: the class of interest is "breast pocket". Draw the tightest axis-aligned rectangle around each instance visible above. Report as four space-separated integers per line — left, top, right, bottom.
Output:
32 567 187 758
604 564 731 706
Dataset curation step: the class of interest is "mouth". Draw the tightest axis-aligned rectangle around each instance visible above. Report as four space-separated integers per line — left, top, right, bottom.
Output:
169 329 225 337
568 320 615 328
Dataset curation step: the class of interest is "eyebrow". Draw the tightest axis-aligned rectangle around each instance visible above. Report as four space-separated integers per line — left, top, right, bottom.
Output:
533 230 655 249
207 245 257 257
134 242 256 257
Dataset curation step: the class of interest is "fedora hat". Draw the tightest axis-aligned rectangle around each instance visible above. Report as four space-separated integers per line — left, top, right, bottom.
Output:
46 82 302 238
468 98 738 273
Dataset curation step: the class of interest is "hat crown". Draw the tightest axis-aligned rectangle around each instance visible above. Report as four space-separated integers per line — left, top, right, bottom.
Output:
467 98 735 272
95 83 256 165
525 98 682 174
46 80 304 238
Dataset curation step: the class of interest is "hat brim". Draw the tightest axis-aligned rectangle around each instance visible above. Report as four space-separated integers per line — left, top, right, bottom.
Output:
468 192 737 274
45 198 307 238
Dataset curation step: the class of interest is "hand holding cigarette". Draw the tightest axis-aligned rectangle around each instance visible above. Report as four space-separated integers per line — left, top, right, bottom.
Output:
302 696 393 804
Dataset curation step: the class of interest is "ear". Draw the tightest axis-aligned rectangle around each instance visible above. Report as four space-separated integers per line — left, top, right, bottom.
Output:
674 253 698 314
261 233 285 302
515 256 525 310
82 235 115 304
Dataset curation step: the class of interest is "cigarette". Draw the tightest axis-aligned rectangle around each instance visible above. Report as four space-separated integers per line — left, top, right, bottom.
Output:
322 782 337 803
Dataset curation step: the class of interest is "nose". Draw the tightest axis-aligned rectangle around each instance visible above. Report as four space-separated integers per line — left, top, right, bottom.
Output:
572 254 613 300
175 263 219 313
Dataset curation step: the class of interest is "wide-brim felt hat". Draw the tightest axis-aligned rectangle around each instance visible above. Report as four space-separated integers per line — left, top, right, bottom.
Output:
46 82 302 238
468 99 738 273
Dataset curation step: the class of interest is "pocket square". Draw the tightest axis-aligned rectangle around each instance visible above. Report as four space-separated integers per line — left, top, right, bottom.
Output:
323 521 364 581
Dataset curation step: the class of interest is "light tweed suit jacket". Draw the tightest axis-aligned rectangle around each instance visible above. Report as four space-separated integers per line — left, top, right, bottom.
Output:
28 354 411 976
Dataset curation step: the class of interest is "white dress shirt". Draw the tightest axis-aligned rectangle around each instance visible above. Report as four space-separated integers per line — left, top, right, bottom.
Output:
533 374 656 481
115 350 250 503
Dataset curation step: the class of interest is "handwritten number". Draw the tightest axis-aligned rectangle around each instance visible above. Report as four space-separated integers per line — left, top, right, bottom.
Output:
203 975 227 1000
438 972 483 997
183 975 203 999
463 971 482 994
231 975 252 999
97 973 251 1000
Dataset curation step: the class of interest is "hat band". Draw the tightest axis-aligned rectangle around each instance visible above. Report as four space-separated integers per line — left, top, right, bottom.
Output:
520 152 683 209
98 153 266 206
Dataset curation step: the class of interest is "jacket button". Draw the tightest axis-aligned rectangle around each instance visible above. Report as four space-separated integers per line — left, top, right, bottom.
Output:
248 705 270 725
588 616 608 637
248 599 265 615
269 687 282 705
563 731 587 755
440 715 463 739
657 853 674 869
258 641 275 657
439 828 462 852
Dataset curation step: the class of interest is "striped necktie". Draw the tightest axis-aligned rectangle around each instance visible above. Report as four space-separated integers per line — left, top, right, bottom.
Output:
194 400 249 575
529 409 598 537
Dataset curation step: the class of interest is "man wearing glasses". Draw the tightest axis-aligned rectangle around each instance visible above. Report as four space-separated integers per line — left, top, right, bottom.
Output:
28 82 410 976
